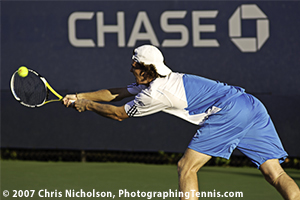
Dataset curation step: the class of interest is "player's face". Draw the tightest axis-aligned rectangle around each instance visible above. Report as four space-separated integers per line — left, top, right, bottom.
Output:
130 61 151 85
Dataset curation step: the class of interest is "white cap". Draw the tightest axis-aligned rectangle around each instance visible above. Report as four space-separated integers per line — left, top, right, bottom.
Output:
132 45 172 76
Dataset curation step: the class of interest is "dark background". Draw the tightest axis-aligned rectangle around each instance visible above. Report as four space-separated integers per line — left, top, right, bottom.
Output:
1 1 299 157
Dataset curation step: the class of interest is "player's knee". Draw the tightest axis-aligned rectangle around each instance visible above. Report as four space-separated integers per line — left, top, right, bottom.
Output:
177 158 191 177
177 158 200 176
263 169 286 186
260 159 286 185
177 158 185 174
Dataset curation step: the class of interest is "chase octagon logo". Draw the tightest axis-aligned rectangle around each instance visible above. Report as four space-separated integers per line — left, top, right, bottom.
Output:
229 4 269 52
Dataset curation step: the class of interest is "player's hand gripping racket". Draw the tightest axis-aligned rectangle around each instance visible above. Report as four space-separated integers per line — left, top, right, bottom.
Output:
10 67 74 108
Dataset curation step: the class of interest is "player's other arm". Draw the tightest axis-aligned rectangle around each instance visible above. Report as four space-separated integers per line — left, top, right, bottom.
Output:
63 88 133 107
75 99 129 121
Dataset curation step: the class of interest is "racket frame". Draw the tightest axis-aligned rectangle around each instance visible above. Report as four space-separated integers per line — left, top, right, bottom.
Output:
10 69 63 108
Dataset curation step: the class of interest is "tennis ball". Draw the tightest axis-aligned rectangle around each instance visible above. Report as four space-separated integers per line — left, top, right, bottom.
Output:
18 66 29 77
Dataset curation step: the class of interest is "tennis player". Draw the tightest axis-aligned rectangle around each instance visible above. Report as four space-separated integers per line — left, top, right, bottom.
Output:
63 45 300 200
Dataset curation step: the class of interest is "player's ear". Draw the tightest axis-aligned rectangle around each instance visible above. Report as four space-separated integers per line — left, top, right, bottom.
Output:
140 71 145 76
140 71 149 82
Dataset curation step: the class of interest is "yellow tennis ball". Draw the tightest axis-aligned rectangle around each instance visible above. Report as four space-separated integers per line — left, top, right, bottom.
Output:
18 66 29 77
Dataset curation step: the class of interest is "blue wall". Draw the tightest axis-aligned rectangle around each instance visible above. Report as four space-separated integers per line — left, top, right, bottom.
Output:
1 1 300 156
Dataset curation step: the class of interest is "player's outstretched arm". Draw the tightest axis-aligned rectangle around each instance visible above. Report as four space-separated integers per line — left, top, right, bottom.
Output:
63 88 133 107
78 88 133 102
74 99 129 121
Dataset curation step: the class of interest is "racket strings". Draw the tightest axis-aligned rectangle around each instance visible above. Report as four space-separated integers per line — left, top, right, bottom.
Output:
13 71 47 106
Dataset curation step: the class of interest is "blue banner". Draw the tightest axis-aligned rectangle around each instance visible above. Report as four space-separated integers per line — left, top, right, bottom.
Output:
1 1 300 156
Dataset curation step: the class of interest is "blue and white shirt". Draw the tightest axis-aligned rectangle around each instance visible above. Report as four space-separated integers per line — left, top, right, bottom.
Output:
124 72 245 125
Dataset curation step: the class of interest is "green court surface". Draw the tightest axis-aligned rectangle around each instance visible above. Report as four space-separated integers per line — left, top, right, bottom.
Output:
1 160 299 199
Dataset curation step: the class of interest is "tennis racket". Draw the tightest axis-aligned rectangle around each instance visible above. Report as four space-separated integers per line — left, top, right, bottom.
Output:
10 68 73 108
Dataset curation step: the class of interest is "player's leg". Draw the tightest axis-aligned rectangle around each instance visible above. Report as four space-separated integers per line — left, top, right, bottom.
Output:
260 159 300 200
236 94 298 198
177 148 211 200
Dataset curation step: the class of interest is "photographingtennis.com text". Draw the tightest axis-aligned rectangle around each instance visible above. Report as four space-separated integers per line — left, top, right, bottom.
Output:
2 189 243 199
